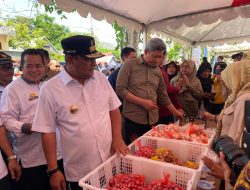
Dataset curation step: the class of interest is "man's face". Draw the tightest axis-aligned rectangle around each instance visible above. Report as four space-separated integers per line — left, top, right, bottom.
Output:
0 63 14 86
144 50 165 67
126 52 137 61
71 55 96 80
22 54 44 83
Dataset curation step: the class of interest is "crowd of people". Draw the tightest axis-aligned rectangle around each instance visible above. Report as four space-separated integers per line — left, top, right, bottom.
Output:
0 35 249 190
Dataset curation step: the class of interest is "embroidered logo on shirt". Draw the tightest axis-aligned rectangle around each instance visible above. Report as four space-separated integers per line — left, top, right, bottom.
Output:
70 105 79 114
29 92 38 101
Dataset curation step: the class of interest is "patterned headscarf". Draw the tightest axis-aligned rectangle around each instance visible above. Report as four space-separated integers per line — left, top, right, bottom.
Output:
216 51 250 136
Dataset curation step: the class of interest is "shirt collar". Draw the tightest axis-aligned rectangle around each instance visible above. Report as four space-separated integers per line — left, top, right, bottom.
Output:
21 75 43 85
60 66 96 86
139 55 146 65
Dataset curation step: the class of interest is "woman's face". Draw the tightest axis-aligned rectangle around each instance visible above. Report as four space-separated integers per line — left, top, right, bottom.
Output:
180 62 190 75
201 69 211 78
167 64 176 75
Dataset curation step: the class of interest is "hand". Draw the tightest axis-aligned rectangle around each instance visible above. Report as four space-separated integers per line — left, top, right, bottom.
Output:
8 159 22 181
141 99 158 111
202 156 224 180
202 111 215 121
175 109 184 120
219 152 231 182
175 81 183 90
182 75 190 86
111 137 130 156
50 171 67 190
203 92 214 99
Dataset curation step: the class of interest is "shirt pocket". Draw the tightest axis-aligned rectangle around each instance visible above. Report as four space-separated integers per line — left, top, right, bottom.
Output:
93 89 110 114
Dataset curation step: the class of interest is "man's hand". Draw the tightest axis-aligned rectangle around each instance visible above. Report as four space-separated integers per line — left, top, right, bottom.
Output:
175 110 184 120
50 171 67 190
111 137 130 156
202 111 215 121
8 159 22 181
141 99 158 111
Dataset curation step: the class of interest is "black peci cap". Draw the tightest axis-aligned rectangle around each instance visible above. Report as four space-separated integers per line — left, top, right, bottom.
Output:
61 35 104 59
0 52 15 65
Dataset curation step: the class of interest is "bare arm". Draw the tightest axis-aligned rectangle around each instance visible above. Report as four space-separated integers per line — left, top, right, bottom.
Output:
110 108 130 155
41 133 66 190
166 103 184 119
0 126 21 181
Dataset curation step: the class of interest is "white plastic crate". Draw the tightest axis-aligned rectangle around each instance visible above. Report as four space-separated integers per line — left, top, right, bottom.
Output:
79 154 197 190
144 124 216 147
129 136 208 172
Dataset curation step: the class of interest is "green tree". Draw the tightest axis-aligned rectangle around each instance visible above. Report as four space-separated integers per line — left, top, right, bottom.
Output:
112 21 127 51
167 42 183 61
6 16 33 49
6 14 79 51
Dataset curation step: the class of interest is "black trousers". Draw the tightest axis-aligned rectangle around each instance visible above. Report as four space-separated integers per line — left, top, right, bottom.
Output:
124 117 152 145
158 115 174 125
0 175 10 190
20 159 64 190
67 181 82 190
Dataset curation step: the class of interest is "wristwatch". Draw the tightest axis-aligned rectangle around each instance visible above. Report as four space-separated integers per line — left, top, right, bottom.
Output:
47 167 60 177
7 155 17 161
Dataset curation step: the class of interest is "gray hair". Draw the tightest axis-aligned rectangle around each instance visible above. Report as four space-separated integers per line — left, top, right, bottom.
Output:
145 38 166 52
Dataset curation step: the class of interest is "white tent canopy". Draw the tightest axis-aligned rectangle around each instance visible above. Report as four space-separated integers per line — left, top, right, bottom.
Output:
38 0 250 46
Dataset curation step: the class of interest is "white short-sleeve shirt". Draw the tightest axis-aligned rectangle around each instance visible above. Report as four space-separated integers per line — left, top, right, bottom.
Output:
0 86 9 180
0 78 62 168
32 68 121 181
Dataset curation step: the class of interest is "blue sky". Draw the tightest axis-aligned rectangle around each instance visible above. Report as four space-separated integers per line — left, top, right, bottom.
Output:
0 0 117 46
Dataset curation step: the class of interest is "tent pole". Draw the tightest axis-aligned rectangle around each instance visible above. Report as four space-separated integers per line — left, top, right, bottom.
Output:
142 24 147 50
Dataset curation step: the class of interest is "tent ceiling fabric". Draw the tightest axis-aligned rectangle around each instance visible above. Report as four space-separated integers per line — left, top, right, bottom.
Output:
150 5 250 46
38 0 250 46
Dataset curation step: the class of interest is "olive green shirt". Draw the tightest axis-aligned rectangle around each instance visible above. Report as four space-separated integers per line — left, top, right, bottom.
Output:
116 57 171 125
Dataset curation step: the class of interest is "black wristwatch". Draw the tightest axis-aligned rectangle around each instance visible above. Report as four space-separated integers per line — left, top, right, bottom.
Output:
47 167 60 177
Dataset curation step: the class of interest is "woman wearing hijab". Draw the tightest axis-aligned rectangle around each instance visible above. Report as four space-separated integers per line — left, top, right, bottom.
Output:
159 61 182 124
171 60 203 118
204 51 250 144
202 52 250 190
197 62 214 112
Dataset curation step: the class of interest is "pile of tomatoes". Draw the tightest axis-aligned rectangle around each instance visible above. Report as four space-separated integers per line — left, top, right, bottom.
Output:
107 173 184 190
147 123 209 144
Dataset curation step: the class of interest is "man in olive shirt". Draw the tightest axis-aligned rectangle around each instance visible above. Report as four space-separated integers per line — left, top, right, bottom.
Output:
116 38 184 144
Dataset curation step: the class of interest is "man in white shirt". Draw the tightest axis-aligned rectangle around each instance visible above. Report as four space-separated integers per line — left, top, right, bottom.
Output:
32 35 129 190
0 52 21 190
1 49 63 190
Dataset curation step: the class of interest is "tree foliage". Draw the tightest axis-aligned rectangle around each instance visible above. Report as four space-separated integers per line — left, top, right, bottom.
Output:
6 14 76 51
167 42 183 61
112 21 128 51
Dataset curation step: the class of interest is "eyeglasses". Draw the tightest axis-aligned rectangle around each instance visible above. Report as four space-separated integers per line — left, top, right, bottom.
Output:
181 64 190 68
0 65 15 71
